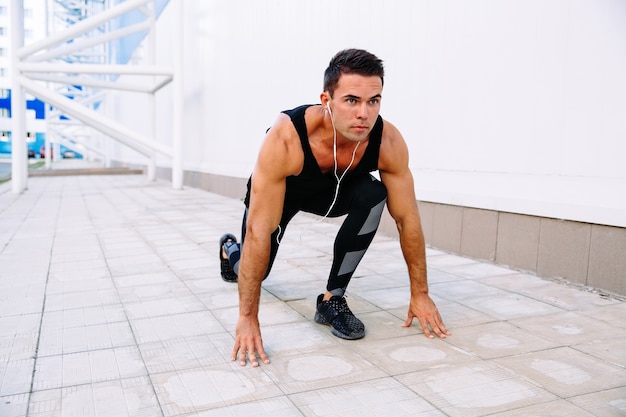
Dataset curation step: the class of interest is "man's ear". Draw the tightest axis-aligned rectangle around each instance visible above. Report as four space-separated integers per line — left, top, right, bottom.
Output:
320 92 331 109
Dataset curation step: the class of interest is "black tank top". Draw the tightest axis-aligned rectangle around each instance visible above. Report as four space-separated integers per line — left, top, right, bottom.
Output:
245 104 384 206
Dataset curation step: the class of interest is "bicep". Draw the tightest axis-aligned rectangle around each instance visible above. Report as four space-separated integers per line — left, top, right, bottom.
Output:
246 118 297 234
379 123 419 224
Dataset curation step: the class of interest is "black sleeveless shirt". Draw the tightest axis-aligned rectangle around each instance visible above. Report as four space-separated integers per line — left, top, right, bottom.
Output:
245 104 384 206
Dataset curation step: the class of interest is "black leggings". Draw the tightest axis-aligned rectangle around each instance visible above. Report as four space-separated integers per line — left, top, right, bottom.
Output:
229 174 387 296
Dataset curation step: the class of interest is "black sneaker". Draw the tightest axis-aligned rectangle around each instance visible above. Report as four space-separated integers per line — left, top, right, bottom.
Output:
314 294 365 340
219 234 238 283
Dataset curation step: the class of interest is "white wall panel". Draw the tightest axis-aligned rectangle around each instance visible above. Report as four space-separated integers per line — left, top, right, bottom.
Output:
107 0 626 227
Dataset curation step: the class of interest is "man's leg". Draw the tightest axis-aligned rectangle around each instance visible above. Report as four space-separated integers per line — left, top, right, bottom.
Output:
327 174 387 296
222 206 298 280
312 174 387 339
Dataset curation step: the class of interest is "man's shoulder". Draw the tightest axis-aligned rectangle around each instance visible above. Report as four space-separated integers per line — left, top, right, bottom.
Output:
379 118 403 145
281 104 317 119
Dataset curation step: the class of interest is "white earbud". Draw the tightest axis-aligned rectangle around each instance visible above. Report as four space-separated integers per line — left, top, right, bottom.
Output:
326 102 332 116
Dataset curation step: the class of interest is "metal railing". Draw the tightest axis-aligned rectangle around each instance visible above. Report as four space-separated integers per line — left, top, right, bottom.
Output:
9 0 183 193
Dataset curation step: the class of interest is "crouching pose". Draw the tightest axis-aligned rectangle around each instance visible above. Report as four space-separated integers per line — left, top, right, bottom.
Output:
220 48 450 367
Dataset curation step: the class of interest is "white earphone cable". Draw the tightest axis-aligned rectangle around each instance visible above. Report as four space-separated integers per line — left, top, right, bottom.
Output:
295 104 360 244
322 105 360 219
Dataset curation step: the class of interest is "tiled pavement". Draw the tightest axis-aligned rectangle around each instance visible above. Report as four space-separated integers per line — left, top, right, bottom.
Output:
0 166 625 416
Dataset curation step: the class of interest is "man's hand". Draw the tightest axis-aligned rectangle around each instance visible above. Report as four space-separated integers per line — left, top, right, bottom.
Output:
402 293 451 339
231 315 270 367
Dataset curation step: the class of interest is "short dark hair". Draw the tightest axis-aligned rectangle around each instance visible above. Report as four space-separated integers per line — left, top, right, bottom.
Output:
323 49 385 97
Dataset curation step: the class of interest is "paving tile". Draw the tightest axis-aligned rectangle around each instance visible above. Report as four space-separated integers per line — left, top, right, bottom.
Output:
46 276 115 294
260 322 336 356
261 275 328 301
112 271 180 288
479 272 558 292
572 336 626 368
214 301 309 334
510 281 618 311
486 400 595 416
509 311 620 346
140 333 234 374
443 262 518 280
195 288 240 309
493 347 626 398
190 397 304 417
151 364 283 416
130 311 225 344
338 272 407 293
47 267 111 283
185 277 240 295
116 280 194 304
569 387 626 417
445 321 560 359
0 330 39 362
427 254 479 269
386 299 495 332
426 267 466 284
349 334 477 375
396 361 555 417
0 393 29 417
431 279 512 302
456 292 564 320
289 377 446 417
38 321 135 356
123 295 207 320
40 304 127 330
358 286 422 310
583 302 626 329
28 377 161 417
44 288 120 312
355 310 425 341
262 345 388 395
0 358 35 396
0 292 45 316
33 347 147 390
0 313 41 361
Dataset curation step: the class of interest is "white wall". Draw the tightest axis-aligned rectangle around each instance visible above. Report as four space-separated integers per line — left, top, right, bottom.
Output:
109 0 626 227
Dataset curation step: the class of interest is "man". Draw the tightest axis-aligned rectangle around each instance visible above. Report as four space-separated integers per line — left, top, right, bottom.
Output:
220 49 450 367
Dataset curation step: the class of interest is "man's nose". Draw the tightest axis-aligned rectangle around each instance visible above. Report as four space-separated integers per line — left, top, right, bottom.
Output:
356 102 369 119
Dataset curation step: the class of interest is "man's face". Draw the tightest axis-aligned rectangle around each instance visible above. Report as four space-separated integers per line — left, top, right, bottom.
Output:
327 73 383 143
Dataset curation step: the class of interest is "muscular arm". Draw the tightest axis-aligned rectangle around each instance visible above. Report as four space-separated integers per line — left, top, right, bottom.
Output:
232 114 303 366
379 122 450 339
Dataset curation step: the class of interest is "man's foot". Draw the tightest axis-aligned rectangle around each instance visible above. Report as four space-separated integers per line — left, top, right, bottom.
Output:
314 294 365 340
219 234 238 283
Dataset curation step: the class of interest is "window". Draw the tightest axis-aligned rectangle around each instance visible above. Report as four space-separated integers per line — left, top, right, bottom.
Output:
0 48 6 57
0 27 5 36
0 131 9 142
0 89 8 98
0 6 7 16
0 108 9 118
0 68 6 77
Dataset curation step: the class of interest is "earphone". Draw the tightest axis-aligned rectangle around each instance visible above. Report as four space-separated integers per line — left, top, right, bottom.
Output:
322 98 360 219
295 99 360 243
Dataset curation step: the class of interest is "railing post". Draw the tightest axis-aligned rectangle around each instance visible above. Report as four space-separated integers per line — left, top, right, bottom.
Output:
146 0 157 181
171 0 184 190
10 0 27 193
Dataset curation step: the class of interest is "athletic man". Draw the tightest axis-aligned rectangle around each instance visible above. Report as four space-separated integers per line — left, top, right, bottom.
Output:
220 49 450 367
